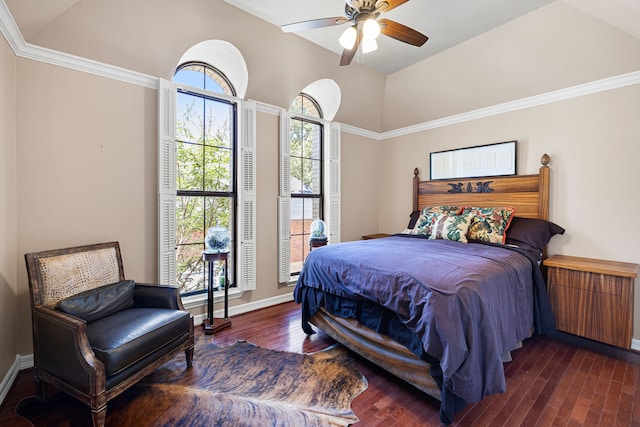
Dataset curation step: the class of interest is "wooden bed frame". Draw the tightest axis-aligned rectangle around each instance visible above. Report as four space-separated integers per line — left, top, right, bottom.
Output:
309 154 551 403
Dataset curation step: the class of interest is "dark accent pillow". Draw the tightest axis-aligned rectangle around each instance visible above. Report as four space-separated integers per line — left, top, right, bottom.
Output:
407 210 420 229
56 280 135 323
505 217 565 260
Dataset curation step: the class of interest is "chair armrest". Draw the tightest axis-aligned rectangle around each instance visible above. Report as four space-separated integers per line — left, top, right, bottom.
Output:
33 306 105 394
134 283 186 310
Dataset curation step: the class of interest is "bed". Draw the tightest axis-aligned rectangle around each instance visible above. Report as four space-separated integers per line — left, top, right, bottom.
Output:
294 154 562 424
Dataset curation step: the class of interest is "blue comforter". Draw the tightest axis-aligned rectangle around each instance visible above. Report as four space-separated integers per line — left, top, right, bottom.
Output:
294 234 554 419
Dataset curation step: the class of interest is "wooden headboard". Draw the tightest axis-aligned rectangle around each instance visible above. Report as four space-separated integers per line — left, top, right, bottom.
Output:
413 154 550 220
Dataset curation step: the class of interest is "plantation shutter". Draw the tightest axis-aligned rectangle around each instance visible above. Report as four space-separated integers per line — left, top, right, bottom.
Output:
238 100 257 290
158 79 177 284
278 111 291 283
326 122 341 244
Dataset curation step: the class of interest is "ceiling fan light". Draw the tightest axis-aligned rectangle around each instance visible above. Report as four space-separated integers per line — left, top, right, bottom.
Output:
339 26 357 49
362 38 378 54
362 19 380 40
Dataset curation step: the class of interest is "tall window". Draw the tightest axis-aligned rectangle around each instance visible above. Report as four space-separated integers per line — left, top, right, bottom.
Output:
278 84 341 284
289 94 323 275
172 63 236 295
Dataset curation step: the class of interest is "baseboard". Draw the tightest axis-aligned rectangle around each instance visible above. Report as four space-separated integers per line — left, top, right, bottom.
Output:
0 354 22 407
632 338 640 352
192 292 294 326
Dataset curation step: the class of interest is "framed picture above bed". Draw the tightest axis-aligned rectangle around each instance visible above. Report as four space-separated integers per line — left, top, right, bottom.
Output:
430 140 517 180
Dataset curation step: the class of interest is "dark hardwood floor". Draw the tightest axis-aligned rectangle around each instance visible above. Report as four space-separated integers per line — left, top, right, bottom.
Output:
1 301 639 426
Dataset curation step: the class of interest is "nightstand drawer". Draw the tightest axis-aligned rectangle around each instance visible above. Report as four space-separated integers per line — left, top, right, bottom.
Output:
553 268 625 296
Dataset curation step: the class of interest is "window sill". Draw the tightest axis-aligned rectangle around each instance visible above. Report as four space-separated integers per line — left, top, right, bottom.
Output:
180 288 243 310
286 278 298 287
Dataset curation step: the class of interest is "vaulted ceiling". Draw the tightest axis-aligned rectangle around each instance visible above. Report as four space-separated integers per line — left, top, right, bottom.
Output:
6 0 640 75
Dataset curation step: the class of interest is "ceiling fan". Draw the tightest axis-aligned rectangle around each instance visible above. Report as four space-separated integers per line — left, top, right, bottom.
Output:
281 0 429 66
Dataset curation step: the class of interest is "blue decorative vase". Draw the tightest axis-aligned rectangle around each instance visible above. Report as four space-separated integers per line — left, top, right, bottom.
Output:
205 226 230 252
309 219 327 243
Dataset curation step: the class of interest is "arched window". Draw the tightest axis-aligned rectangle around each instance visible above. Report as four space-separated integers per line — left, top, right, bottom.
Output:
278 85 341 282
174 62 236 96
171 64 236 295
290 93 322 118
158 44 256 297
287 94 324 275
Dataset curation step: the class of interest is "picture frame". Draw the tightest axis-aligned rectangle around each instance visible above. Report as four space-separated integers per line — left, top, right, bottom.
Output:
429 140 517 180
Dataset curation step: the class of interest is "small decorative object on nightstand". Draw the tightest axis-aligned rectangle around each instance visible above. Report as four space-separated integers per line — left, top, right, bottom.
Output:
362 233 392 240
543 255 638 349
309 219 328 251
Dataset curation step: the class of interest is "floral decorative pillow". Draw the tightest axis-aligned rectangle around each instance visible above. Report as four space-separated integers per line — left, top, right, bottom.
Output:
413 206 462 236
427 212 471 243
463 206 516 244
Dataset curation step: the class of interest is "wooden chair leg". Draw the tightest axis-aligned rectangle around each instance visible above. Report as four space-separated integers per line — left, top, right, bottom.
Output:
185 347 194 367
91 406 107 427
34 374 47 400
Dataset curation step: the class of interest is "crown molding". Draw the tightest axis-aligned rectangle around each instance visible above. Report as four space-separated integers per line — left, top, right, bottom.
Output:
1 1 638 140
253 100 282 116
381 70 640 139
21 43 158 89
0 0 19 52
332 70 640 140
341 124 383 140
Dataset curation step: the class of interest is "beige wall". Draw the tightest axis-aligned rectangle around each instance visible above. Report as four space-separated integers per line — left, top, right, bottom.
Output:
0 29 17 379
340 133 382 242
15 60 159 353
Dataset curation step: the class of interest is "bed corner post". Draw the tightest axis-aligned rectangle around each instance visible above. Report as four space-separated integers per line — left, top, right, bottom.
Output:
413 168 420 212
538 154 550 221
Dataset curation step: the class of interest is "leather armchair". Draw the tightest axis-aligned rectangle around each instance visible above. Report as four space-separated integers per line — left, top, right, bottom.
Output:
25 242 194 427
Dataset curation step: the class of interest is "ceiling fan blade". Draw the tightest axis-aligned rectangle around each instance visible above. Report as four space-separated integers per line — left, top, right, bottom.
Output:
376 0 410 13
340 29 362 66
379 19 428 46
281 17 348 33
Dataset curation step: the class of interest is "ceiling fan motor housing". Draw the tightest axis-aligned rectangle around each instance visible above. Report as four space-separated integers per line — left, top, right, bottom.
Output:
345 2 382 23
347 0 380 10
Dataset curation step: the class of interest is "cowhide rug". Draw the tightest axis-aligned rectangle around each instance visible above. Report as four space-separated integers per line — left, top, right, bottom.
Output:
16 339 368 427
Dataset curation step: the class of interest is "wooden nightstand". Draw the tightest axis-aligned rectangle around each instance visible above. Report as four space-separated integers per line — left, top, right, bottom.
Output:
543 255 638 349
362 233 392 240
